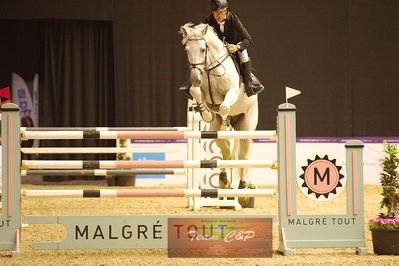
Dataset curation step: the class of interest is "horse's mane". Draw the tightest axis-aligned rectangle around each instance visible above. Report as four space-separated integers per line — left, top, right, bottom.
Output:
180 23 223 47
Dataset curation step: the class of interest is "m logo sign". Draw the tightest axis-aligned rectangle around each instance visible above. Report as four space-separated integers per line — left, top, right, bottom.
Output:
298 155 346 201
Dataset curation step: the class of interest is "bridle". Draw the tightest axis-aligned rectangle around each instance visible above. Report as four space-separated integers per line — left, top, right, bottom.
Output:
184 36 231 105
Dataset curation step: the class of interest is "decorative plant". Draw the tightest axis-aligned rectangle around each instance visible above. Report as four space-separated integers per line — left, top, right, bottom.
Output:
107 139 133 186
369 142 399 230
117 139 131 161
247 182 257 189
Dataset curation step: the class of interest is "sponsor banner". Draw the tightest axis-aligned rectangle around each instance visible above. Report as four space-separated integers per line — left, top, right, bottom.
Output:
11 72 39 147
131 139 187 144
32 74 39 127
255 137 399 143
167 217 272 258
135 137 399 144
11 73 36 117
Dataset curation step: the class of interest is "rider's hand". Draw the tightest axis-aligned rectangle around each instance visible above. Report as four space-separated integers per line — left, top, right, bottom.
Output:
227 44 239 53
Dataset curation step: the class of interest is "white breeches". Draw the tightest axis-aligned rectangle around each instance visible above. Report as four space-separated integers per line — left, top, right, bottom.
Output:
239 49 250 63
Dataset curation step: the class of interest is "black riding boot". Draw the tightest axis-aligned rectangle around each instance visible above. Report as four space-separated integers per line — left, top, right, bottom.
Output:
242 60 253 97
242 60 264 97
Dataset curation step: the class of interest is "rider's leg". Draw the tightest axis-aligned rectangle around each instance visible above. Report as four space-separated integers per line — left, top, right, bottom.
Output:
239 50 254 97
240 50 264 97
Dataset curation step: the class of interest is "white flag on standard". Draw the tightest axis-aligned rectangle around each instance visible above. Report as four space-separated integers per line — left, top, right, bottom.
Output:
285 87 301 103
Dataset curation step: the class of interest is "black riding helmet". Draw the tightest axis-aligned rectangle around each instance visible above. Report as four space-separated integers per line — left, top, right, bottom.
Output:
210 0 228 12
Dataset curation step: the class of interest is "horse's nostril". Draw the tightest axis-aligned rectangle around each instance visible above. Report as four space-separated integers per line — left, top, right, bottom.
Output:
190 69 202 87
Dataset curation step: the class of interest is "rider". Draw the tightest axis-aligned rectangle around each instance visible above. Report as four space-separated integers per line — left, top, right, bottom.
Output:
205 0 262 97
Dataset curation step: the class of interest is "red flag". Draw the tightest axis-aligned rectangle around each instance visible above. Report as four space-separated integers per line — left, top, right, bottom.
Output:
0 86 11 105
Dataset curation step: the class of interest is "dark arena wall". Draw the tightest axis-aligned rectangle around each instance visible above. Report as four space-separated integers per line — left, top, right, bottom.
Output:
0 0 398 137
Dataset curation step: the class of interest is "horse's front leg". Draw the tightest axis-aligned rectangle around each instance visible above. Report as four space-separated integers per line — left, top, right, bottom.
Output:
190 86 214 122
209 116 232 189
219 87 239 130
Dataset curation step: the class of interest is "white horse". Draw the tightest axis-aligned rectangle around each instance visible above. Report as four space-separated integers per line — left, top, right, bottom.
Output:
180 23 259 206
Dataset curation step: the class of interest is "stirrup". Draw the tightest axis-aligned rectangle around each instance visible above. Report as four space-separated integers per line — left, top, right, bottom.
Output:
251 73 264 95
245 85 264 97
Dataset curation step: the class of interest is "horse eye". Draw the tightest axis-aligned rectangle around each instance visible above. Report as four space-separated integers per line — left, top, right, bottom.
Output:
200 48 206 53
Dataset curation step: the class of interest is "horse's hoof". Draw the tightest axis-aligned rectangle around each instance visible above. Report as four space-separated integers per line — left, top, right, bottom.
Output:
238 180 254 208
200 110 214 123
238 180 247 189
219 172 230 189
238 197 255 208
238 196 250 207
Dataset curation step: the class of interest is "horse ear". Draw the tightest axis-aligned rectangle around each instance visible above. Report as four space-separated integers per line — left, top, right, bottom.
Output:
180 26 188 38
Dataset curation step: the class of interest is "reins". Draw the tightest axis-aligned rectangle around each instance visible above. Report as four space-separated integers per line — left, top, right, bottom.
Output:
184 36 232 106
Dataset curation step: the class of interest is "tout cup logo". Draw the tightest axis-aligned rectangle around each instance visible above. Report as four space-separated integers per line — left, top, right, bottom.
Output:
186 226 256 243
298 155 346 201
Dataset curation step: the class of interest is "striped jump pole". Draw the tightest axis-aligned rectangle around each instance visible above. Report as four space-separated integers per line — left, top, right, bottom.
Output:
21 169 186 176
22 159 277 169
21 147 184 154
22 189 275 198
21 130 277 140
21 126 188 131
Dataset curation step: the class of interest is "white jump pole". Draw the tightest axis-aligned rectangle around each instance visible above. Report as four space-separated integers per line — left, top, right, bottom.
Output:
20 169 186 176
22 159 278 169
21 130 277 140
22 188 275 198
21 147 184 154
21 126 188 131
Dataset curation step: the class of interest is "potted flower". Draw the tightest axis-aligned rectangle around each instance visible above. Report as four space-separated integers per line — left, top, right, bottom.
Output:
107 139 135 186
369 142 399 255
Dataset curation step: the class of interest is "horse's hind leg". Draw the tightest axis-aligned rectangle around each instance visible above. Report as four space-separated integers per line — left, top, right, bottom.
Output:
209 115 232 189
190 86 214 122
236 104 258 185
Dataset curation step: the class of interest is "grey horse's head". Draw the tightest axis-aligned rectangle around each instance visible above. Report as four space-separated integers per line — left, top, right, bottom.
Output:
180 23 212 87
